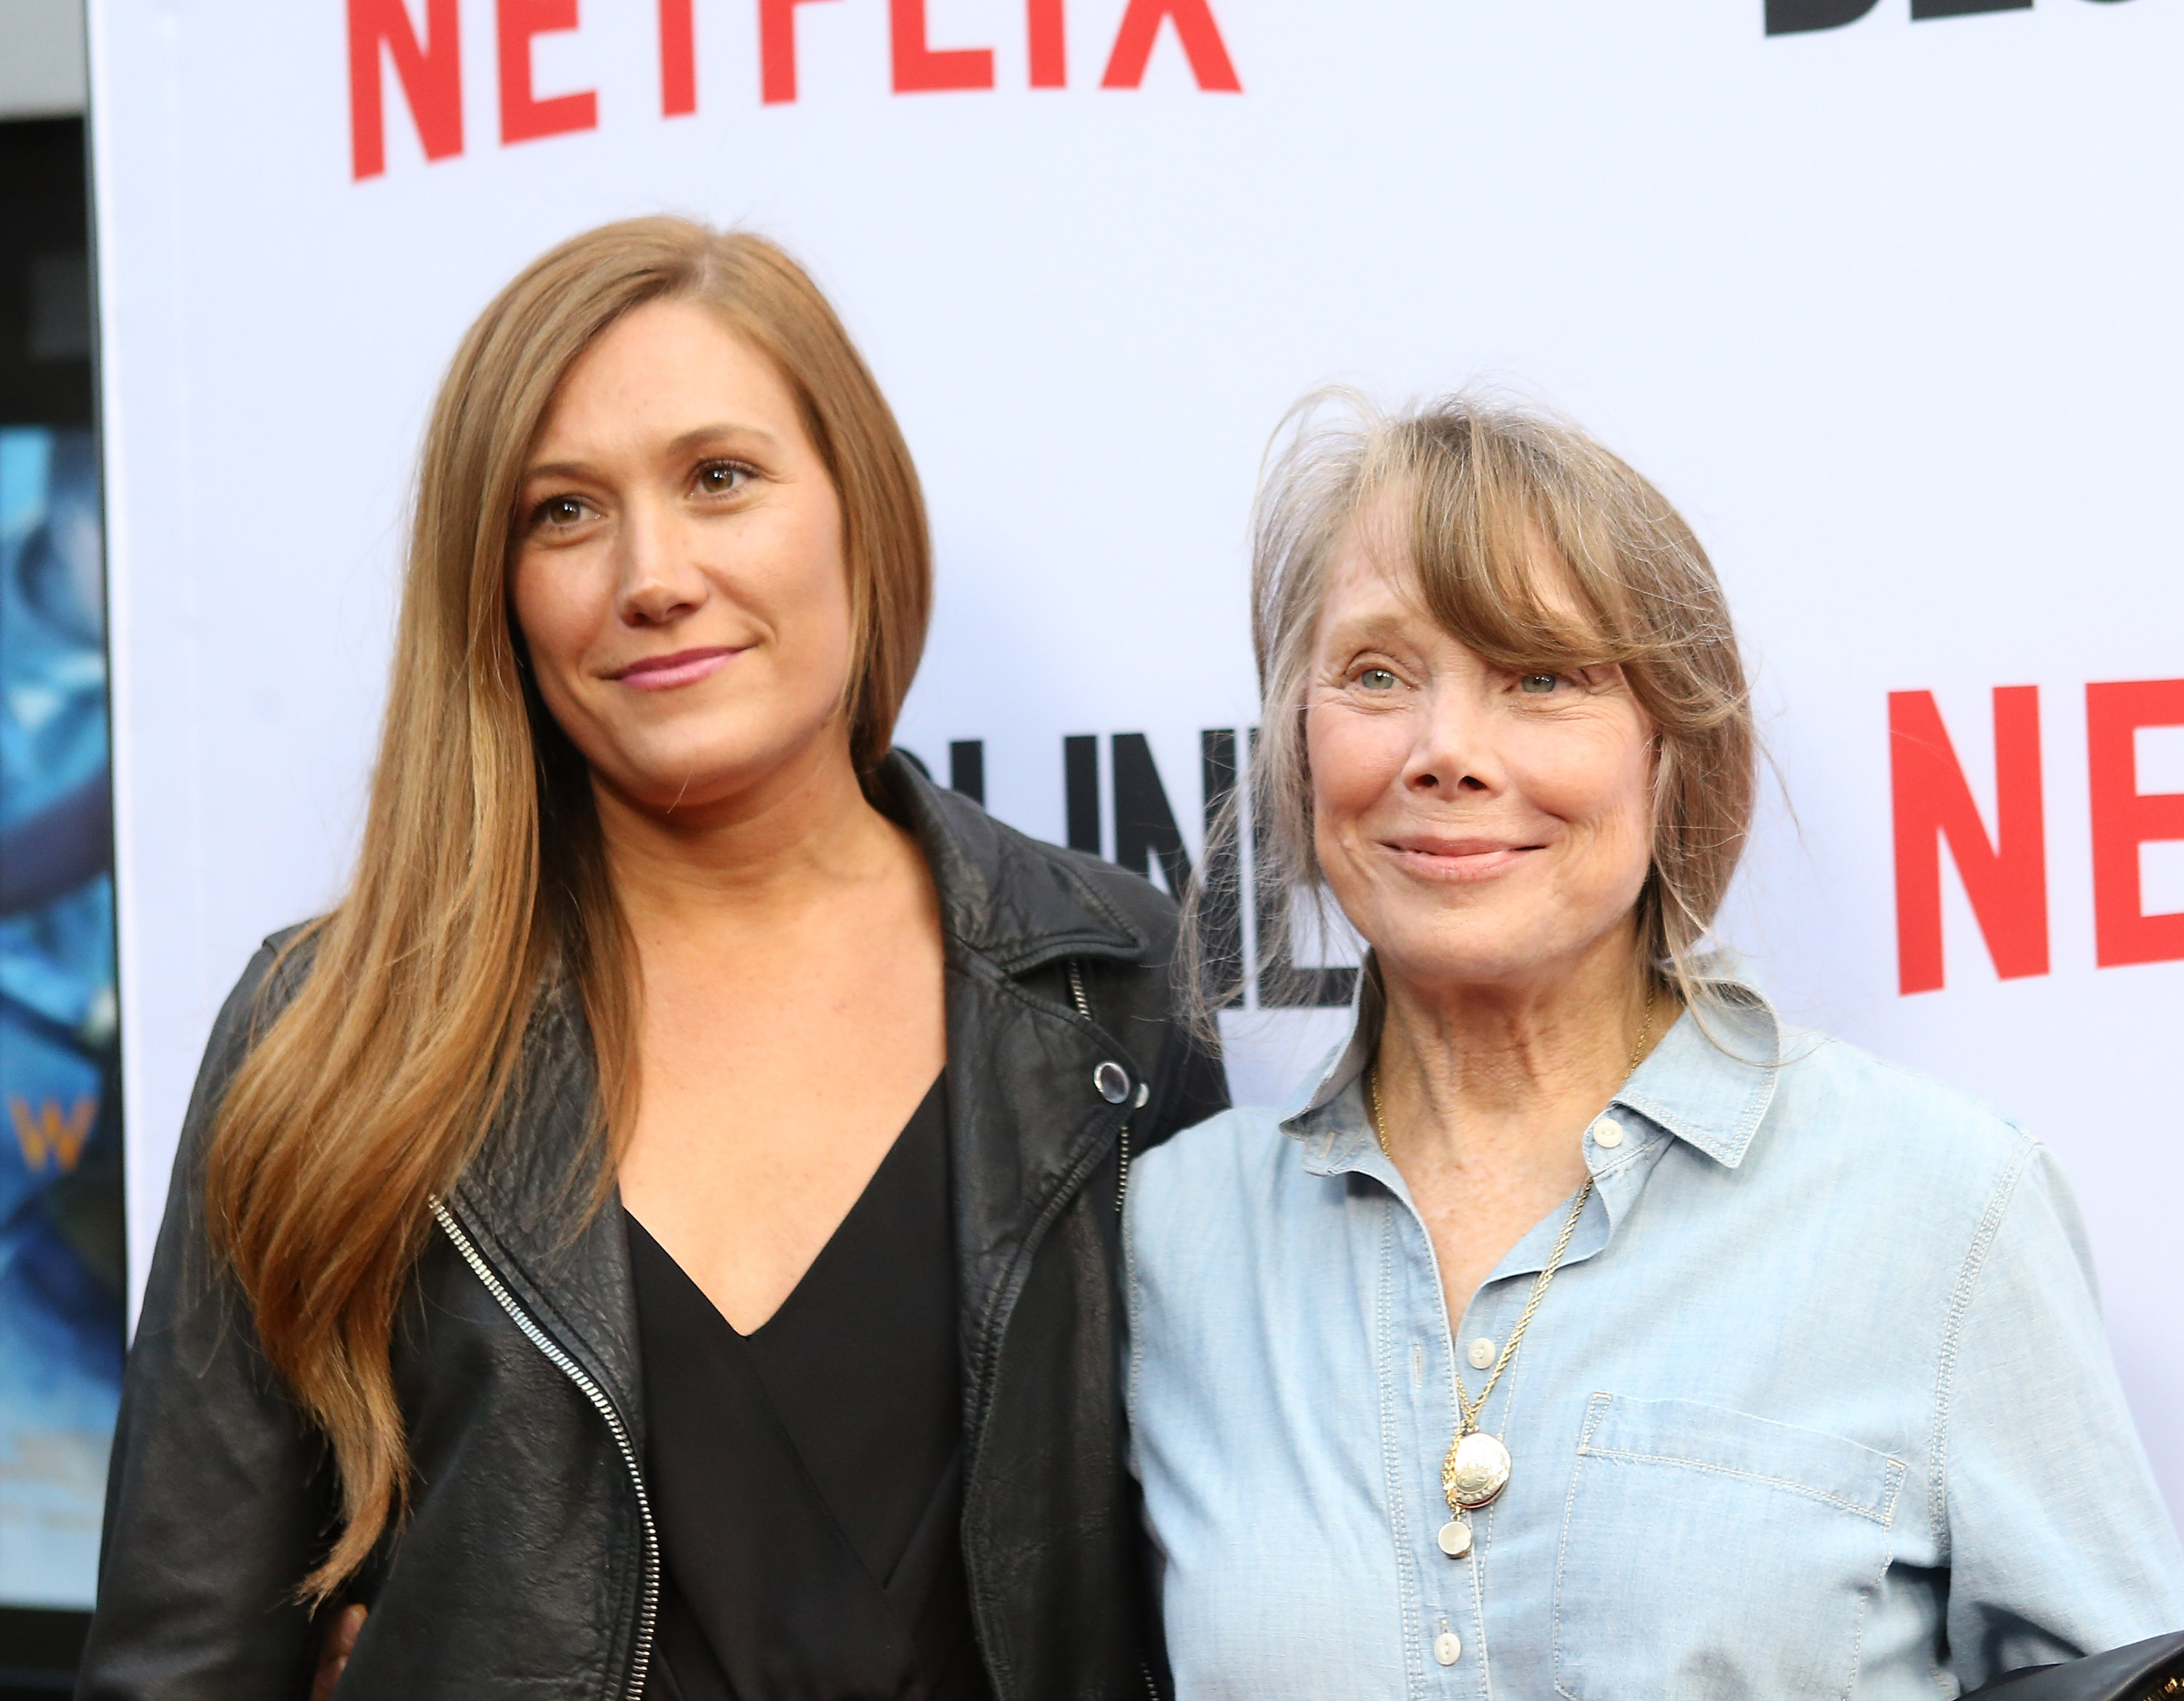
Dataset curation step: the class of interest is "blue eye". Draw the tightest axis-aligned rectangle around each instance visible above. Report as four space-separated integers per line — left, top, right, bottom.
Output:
1357 667 1398 691
1519 672 1560 694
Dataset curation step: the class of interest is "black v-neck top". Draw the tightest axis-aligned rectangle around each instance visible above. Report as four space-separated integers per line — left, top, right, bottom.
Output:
626 1076 991 1701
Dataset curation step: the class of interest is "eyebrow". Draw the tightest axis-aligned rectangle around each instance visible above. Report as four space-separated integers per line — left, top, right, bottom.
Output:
1322 610 1419 648
521 422 785 485
666 421 781 456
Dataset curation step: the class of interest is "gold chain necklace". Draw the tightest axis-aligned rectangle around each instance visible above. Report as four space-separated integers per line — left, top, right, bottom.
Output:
1367 980 1655 1561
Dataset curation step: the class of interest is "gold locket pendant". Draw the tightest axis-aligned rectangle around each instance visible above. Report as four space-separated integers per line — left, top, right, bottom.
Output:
1436 1431 1512 1560
1447 1432 1512 1508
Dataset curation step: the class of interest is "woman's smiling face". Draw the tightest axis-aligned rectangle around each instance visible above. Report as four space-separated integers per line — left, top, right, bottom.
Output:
508 297 854 817
1304 497 1658 995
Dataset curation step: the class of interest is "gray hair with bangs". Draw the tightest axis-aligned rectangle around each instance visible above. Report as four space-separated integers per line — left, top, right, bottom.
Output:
1182 390 1756 1030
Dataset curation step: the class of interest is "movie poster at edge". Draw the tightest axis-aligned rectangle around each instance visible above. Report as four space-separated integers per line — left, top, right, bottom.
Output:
0 424 122 1611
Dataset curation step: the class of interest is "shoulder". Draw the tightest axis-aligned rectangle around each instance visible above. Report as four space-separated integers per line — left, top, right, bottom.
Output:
1126 1105 1337 1336
1041 838 1182 951
224 921 324 1041
957 786 1182 953
1753 1025 2055 1237
882 753 1183 964
1793 1036 2102 1278
1129 1104 1296 1227
1772 1027 2032 1173
184 921 326 1126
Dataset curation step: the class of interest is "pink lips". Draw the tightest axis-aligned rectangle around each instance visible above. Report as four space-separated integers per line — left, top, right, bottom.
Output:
1382 836 1541 881
610 646 739 691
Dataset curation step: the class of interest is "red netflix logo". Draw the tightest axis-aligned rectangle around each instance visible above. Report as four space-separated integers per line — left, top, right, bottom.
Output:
352 0 1242 181
1889 681 2184 994
349 0 463 177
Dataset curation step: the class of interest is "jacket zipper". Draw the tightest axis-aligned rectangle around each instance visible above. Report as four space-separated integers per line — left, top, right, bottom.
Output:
1067 961 1134 1214
431 1200 660 1701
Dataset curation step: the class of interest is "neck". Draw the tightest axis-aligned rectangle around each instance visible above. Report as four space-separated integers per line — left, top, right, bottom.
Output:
591 733 910 940
1374 927 1661 1177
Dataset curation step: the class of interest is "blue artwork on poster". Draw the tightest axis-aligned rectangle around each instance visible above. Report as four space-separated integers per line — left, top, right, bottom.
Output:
0 425 122 1611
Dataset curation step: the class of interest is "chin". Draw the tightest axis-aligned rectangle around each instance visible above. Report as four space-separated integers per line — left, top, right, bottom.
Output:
1368 900 1588 985
607 742 768 811
1380 941 1546 992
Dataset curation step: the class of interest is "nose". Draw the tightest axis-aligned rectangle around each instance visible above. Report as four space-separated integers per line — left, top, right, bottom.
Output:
612 497 706 627
1403 680 1497 797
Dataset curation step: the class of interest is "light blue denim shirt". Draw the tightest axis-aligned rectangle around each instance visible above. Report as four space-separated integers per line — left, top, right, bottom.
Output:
1125 972 2184 1699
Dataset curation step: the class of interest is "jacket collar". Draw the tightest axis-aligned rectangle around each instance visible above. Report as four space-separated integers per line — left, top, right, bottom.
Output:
1282 953 1784 1172
872 752 1150 978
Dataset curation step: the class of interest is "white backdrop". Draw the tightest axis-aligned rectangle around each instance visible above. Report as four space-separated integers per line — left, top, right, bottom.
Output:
88 0 2184 1526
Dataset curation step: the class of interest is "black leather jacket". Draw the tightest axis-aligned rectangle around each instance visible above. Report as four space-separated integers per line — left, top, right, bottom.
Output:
78 756 1227 1701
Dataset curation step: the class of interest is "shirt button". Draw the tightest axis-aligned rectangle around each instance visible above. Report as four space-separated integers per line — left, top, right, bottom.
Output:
1592 1117 1624 1149
1467 1336 1496 1370
1434 1630 1463 1665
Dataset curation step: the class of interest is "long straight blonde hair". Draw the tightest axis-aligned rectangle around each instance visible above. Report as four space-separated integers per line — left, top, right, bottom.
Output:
205 219 930 1600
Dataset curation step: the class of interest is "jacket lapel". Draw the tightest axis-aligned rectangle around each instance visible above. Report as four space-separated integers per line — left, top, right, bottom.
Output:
879 758 1152 1435
453 981 647 1440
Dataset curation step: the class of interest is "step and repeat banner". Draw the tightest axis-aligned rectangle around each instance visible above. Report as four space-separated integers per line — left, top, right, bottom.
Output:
74 0 2184 1594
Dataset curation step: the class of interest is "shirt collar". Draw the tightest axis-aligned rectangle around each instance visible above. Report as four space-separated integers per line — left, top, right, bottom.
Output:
1615 979 1781 1167
1278 954 1783 1171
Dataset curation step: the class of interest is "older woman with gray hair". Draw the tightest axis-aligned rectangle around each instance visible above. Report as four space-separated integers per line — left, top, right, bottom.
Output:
1125 397 2184 1698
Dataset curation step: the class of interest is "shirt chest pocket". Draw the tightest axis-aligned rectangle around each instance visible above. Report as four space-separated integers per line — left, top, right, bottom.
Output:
1552 1393 1909 1701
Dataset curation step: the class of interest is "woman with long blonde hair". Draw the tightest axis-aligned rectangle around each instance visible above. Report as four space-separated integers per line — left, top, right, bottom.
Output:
80 218 1223 1701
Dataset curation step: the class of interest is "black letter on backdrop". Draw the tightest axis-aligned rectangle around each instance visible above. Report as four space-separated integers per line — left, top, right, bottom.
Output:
1765 0 1880 32
1113 734 1194 899
1249 730 1358 1010
1064 735 1101 855
1199 730 1244 1010
1910 0 2030 15
949 740 984 805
